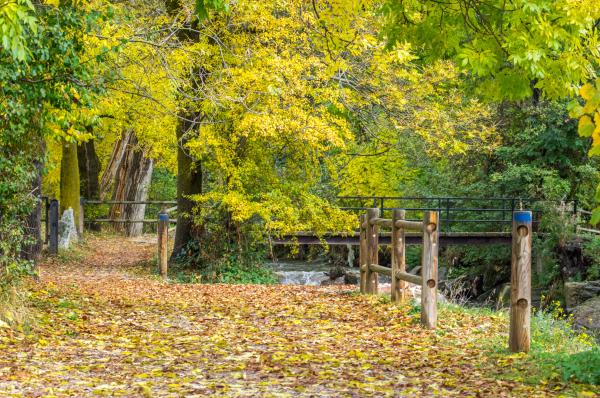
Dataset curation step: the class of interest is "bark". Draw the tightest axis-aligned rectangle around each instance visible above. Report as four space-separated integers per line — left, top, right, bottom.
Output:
78 140 101 231
60 140 81 233
164 1 205 257
101 131 154 237
78 140 101 201
173 115 203 256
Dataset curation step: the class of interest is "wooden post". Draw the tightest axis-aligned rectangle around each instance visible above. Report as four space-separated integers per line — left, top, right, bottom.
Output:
421 211 439 329
365 208 379 294
48 199 59 255
510 211 532 353
78 197 84 236
359 213 368 293
158 209 169 279
391 209 406 303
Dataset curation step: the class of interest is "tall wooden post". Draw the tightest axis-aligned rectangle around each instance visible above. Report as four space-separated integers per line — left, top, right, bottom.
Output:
78 197 84 236
48 199 59 255
421 211 439 329
510 211 532 353
158 209 169 279
391 209 406 303
359 213 368 293
365 208 379 294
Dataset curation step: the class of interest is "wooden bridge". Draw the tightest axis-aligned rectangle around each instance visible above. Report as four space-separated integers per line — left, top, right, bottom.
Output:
273 196 593 246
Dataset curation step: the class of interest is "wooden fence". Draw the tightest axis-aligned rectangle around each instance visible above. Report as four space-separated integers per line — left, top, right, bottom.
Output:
359 207 533 352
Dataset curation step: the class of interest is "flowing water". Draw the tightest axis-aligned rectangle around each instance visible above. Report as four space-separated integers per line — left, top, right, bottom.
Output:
268 260 332 286
267 259 389 286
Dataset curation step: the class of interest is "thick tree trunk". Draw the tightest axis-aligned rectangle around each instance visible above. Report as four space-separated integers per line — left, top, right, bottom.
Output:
173 115 203 256
78 140 101 231
101 130 154 237
164 0 204 258
78 140 101 200
60 140 81 233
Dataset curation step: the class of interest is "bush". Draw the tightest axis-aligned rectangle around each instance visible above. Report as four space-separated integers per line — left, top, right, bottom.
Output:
172 239 276 285
558 348 600 385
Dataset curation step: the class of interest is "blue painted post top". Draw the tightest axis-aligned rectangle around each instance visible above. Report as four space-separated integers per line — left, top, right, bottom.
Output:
513 211 532 223
159 213 169 221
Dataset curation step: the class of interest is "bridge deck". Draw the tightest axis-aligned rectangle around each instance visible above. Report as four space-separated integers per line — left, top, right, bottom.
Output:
273 232 512 246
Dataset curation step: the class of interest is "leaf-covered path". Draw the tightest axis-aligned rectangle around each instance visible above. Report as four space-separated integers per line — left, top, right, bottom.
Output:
0 236 567 397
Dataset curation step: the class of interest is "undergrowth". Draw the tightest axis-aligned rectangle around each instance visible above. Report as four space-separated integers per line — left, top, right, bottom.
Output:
438 300 599 389
170 240 276 285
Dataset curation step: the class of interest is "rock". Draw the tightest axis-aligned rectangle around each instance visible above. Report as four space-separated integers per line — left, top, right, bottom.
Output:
344 272 358 285
564 281 600 311
407 285 447 305
320 276 345 286
58 208 78 250
571 295 600 333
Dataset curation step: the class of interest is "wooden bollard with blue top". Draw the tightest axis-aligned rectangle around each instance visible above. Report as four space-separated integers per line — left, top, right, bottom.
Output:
158 209 169 279
510 211 532 352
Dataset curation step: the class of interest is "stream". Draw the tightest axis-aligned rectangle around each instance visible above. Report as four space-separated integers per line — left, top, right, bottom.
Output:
268 259 390 286
268 260 332 285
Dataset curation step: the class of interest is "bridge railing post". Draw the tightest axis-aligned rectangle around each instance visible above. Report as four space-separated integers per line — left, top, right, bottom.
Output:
158 209 169 279
510 211 532 353
421 211 439 329
391 209 406 303
365 208 379 294
359 213 367 293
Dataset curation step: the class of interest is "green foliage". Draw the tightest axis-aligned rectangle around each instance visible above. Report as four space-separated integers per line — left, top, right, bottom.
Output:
558 348 600 385
148 168 177 201
0 0 36 61
528 303 599 385
172 239 276 285
0 1 114 304
382 0 600 101
582 237 600 280
195 0 229 19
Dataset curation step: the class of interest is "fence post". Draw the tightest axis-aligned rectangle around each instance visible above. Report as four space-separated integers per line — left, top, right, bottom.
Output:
158 209 169 279
359 213 368 293
365 208 379 294
48 199 59 255
421 211 439 329
78 197 84 236
391 209 406 303
510 211 532 353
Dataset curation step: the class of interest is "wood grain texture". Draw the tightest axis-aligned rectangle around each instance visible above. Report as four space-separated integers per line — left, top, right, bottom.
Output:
366 208 380 294
510 211 532 353
391 209 407 303
421 211 439 329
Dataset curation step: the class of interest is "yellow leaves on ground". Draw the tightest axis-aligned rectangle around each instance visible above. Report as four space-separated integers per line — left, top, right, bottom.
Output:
0 236 592 397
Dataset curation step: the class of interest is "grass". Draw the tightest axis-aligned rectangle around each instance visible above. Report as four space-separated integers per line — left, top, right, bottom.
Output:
438 301 600 390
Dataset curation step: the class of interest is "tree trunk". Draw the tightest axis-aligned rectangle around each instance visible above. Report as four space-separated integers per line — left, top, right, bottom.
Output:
101 130 154 237
164 0 204 258
60 140 81 234
78 140 101 231
173 115 203 256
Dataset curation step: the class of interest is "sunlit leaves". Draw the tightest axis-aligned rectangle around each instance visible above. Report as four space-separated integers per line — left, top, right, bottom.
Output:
570 80 600 223
381 0 600 101
0 0 36 61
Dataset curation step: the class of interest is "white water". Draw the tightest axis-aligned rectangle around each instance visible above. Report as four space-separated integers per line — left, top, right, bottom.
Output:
268 260 331 286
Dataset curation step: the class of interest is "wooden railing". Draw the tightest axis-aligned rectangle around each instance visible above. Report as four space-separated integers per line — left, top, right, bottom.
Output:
358 207 533 353
359 209 439 329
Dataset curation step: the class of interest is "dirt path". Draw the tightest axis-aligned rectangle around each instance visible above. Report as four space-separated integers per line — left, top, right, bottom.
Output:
0 236 565 397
